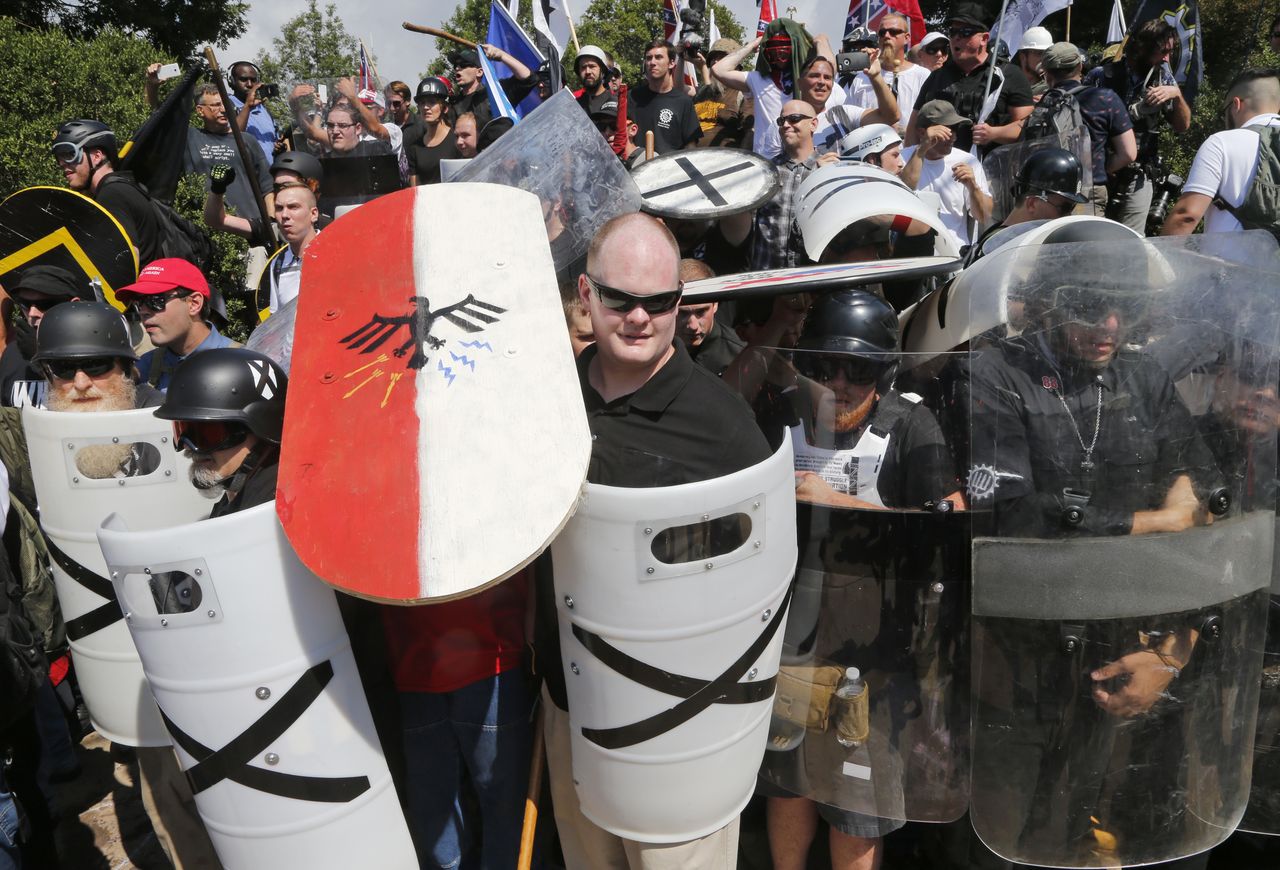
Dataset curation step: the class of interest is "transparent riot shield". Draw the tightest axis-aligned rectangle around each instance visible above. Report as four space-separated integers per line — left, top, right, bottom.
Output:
736 347 972 823
964 232 1280 867
980 127 1094 225
452 89 643 282
1242 524 1280 835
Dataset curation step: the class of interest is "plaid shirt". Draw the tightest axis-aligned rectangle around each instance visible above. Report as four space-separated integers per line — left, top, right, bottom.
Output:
750 152 818 271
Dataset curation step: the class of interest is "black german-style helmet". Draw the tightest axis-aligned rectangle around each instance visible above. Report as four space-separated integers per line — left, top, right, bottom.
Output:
32 301 136 363
796 290 900 391
1013 148 1088 204
156 348 288 443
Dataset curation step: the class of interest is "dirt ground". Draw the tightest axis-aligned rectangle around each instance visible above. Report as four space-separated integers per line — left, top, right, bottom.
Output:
51 732 169 869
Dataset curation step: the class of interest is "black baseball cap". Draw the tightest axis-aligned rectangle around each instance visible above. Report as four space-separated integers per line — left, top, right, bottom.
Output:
949 2 989 29
11 265 84 301
449 48 481 69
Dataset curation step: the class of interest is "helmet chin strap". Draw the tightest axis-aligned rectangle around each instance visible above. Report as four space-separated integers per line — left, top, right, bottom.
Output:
221 441 279 502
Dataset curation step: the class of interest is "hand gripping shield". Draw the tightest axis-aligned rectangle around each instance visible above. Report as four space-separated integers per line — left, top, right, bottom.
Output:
96 502 416 869
551 441 797 842
963 233 1280 867
24 406 208 746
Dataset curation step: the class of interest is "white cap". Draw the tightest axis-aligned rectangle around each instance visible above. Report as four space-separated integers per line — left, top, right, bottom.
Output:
1021 26 1053 52
913 31 949 52
845 667 861 681
838 123 903 162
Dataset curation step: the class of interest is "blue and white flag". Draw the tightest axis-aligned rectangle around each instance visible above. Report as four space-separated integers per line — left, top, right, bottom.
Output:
487 0 545 118
477 46 521 122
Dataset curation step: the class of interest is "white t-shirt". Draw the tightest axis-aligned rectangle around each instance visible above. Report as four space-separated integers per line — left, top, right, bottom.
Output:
815 104 868 153
268 246 304 313
1182 113 1280 233
844 64 930 133
901 145 992 250
746 71 846 159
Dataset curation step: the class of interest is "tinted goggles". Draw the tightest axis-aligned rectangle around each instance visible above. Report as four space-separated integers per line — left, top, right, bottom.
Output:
43 356 118 380
51 142 87 166
795 354 885 385
173 420 250 454
585 274 683 315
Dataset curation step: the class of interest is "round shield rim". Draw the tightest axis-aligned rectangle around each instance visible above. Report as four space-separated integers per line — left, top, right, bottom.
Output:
632 148 781 220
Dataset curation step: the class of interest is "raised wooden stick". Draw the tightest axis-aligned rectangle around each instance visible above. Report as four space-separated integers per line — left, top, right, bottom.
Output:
402 22 478 50
517 708 546 870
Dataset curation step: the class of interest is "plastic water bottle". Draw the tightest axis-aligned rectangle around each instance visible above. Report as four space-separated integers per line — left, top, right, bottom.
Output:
834 667 869 748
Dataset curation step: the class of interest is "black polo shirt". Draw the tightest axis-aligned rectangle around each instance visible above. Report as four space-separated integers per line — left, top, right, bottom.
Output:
915 55 1034 153
536 340 770 709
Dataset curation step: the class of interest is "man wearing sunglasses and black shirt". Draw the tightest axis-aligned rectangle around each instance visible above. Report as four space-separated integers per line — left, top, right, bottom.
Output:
536 213 770 868
905 2 1034 154
116 259 240 391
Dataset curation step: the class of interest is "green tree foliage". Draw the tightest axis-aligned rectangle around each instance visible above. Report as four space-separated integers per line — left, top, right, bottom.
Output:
0 17 167 197
423 0 544 78
9 0 246 60
254 0 359 85
570 0 745 82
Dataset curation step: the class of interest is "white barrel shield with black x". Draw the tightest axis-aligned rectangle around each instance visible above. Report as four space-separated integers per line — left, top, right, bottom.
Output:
552 441 797 843
96 502 416 869
24 406 208 746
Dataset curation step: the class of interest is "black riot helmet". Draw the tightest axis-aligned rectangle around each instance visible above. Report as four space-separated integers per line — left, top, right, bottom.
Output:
155 348 288 443
51 119 117 166
415 76 451 102
32 301 135 363
270 150 324 184
1012 148 1088 204
796 290 900 392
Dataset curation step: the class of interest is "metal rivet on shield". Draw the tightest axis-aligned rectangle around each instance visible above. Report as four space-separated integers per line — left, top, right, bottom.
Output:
761 609 771 622
646 567 655 575
124 612 132 621
753 501 760 510
144 568 152 575
164 470 172 477
563 595 574 609
494 259 507 268
256 687 271 700
503 348 518 358
643 527 653 535
704 562 714 570
701 514 709 521
160 436 168 444
160 618 168 627
71 476 80 484
194 569 202 576
320 372 337 384
265 753 280 765
117 479 126 486
111 436 119 443
322 308 341 320
207 610 216 618
748 668 758 680
67 443 75 450
570 663 580 675
753 541 761 549
931 582 944 594
111 571 118 579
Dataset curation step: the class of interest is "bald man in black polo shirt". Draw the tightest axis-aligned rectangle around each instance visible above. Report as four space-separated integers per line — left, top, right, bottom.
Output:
538 212 770 868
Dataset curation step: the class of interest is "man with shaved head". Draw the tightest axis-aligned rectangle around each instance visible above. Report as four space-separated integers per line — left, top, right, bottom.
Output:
1162 68 1280 239
536 212 771 869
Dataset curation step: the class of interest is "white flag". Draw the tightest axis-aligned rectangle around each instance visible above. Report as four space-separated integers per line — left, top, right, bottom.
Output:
1107 0 1127 43
992 0 1073 55
507 0 520 16
709 5 722 47
533 0 563 56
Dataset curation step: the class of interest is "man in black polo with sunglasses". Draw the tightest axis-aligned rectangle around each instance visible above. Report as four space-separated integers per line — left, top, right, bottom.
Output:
906 2 1033 154
116 258 240 392
537 212 770 867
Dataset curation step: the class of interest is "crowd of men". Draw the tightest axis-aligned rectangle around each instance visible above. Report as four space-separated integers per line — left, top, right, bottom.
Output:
2 5 1280 870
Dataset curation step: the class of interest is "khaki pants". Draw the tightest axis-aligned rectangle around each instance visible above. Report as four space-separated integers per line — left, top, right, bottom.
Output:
542 688 740 870
136 745 223 869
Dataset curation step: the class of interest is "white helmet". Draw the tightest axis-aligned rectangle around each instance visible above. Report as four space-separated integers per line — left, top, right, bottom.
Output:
1020 27 1053 52
837 123 903 163
575 45 611 75
795 163 958 263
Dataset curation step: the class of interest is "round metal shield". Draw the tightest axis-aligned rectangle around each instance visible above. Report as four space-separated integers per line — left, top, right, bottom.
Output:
632 148 779 220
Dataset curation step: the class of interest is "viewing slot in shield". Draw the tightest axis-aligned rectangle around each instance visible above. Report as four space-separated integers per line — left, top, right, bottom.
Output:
963 232 1280 867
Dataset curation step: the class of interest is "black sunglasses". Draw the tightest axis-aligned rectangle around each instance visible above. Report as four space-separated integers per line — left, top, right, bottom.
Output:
923 43 950 55
124 290 191 313
14 295 63 314
878 27 906 37
584 274 683 315
948 26 983 38
796 355 885 385
777 112 816 127
173 419 250 455
44 356 118 380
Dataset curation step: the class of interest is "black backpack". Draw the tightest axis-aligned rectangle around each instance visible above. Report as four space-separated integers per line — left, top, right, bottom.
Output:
1023 84 1087 141
99 174 214 271
1212 124 1280 242
0 551 46 732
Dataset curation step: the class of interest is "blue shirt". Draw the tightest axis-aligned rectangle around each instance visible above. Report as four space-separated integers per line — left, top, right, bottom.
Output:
228 93 277 164
137 326 238 391
1056 79 1133 184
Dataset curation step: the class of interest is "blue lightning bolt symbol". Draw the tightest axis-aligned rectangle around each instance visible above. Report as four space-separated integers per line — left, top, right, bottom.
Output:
436 359 456 386
449 352 477 371
458 340 494 352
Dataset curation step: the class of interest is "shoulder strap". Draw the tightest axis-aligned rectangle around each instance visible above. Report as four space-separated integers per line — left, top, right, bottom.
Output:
868 390 915 437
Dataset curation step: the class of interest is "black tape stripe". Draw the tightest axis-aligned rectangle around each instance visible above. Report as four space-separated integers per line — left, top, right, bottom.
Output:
44 537 123 639
571 623 774 704
157 659 371 803
641 159 756 203
65 600 124 641
581 583 793 750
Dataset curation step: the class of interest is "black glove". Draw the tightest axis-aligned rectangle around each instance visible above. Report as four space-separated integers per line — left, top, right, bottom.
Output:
209 164 236 195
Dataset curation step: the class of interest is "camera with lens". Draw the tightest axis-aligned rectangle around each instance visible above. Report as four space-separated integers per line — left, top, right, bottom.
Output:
1145 157 1185 236
259 83 281 100
678 2 705 53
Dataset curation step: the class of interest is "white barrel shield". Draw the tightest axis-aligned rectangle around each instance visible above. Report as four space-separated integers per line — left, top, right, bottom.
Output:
551 442 797 842
24 406 209 746
95 502 416 870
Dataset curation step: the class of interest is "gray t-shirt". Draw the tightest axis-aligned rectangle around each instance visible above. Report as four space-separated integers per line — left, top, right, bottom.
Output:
182 127 273 219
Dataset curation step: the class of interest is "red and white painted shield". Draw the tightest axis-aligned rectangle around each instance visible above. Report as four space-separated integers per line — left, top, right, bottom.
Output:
279 184 590 603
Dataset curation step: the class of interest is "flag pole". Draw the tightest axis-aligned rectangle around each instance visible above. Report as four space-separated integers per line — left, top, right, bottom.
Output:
561 0 583 54
1065 1 1072 42
203 46 274 242
982 0 1013 112
362 37 385 88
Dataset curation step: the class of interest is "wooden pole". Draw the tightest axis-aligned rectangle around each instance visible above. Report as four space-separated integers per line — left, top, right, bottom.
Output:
561 0 583 54
645 130 655 160
203 46 274 244
516 708 546 870
1065 2 1072 43
402 22 478 50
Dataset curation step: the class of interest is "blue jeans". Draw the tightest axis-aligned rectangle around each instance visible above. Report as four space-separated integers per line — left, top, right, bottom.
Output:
0 769 22 870
400 670 535 870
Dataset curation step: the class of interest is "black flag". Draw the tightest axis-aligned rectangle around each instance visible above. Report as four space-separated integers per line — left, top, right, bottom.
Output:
1129 0 1203 104
119 65 205 203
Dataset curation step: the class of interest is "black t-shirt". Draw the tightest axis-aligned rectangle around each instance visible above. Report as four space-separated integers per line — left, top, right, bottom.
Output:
686 322 746 378
915 56 1034 153
94 172 165 266
627 84 701 155
407 136 461 185
211 456 279 517
536 341 771 709
452 76 537 129
0 343 42 408
577 89 614 116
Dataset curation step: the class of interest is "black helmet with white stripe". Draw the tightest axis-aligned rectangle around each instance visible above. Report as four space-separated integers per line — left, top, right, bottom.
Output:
156 348 288 443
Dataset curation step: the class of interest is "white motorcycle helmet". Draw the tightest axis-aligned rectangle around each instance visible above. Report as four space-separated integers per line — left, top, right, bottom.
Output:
837 123 903 163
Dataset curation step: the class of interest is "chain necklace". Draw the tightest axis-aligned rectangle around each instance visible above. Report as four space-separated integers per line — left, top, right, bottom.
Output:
1051 378 1104 471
